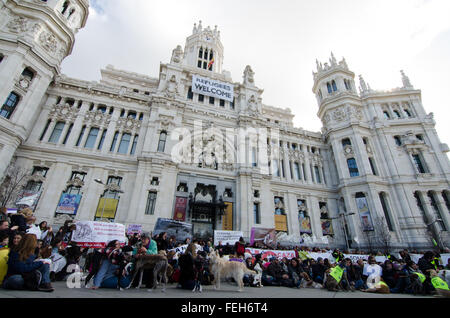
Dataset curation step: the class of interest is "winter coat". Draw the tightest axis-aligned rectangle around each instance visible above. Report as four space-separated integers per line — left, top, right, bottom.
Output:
6 250 43 277
0 247 9 284
178 252 195 283
9 214 27 233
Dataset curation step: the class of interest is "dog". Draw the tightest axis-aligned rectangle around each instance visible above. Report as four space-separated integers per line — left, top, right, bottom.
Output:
363 274 390 294
125 254 168 292
208 250 257 292
428 269 450 298
252 262 263 288
299 272 323 289
408 273 423 295
324 264 352 292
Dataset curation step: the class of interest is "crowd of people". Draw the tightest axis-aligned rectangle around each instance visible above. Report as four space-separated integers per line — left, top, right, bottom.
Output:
0 207 449 296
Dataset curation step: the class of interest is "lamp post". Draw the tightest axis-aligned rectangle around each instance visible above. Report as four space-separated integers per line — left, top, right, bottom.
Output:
331 212 355 251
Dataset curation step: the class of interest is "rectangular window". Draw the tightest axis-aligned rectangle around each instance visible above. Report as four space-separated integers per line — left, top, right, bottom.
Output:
273 159 280 177
220 99 225 107
187 87 193 100
198 94 204 102
251 147 257 167
294 162 301 180
25 181 42 192
48 122 65 143
369 157 378 175
412 154 426 173
281 160 285 178
110 131 119 152
107 176 122 186
347 158 360 177
145 192 157 215
209 96 215 105
84 127 99 149
76 126 86 147
130 135 139 155
117 133 131 154
314 166 321 183
0 92 20 119
62 123 73 145
379 193 394 231
32 166 48 177
40 120 51 141
302 164 307 180
97 129 107 150
254 203 261 224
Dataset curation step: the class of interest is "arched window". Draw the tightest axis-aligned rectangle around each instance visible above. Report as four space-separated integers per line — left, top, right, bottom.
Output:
342 138 352 147
404 109 412 118
21 67 35 81
327 82 332 94
383 111 391 119
157 131 167 152
394 110 401 118
379 192 394 231
118 133 131 154
0 92 20 119
332 80 337 92
61 1 69 15
347 158 359 177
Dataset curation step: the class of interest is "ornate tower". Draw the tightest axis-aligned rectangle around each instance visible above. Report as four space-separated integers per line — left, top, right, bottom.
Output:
182 20 224 74
0 0 89 178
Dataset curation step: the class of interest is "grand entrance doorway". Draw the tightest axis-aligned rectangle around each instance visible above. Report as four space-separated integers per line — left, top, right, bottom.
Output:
187 183 228 240
191 203 216 240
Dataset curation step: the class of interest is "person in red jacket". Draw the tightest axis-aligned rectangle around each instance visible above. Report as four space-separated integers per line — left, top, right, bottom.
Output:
235 237 246 258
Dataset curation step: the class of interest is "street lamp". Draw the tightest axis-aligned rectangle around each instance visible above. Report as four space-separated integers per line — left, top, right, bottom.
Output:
331 212 355 251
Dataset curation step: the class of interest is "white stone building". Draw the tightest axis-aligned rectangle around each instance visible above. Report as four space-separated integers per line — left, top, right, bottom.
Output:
0 0 449 251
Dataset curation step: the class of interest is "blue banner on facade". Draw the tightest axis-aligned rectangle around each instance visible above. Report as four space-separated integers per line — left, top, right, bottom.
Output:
55 193 82 215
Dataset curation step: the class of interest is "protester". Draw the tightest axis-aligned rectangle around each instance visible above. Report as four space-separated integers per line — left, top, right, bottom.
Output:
2 234 54 292
0 231 9 285
234 237 246 258
178 243 196 290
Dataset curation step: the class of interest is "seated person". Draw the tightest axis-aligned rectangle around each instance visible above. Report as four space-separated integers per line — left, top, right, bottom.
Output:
2 234 53 292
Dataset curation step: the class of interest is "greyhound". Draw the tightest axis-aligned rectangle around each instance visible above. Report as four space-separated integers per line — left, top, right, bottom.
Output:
124 254 168 292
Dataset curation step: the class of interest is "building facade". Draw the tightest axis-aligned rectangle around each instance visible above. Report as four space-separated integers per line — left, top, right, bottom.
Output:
0 0 449 250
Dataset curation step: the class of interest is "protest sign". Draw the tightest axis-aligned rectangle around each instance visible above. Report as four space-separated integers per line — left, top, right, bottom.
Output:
127 224 143 235
214 230 243 246
153 218 192 243
71 221 126 248
245 248 296 260
55 193 82 215
168 243 203 255
250 227 277 249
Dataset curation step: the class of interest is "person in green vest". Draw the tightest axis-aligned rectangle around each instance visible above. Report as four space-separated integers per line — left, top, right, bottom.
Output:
332 249 344 263
325 258 352 291
429 269 450 298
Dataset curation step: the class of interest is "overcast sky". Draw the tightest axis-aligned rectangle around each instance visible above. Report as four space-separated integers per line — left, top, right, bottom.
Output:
61 0 450 148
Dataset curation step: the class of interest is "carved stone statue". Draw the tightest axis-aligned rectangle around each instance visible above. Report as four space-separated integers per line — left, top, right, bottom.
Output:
171 45 183 64
243 65 255 86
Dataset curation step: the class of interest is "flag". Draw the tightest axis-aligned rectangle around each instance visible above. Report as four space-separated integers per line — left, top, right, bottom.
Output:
208 57 215 69
15 192 40 207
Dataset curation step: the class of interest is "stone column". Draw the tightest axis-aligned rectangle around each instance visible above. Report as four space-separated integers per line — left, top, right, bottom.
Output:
287 192 300 237
308 196 323 240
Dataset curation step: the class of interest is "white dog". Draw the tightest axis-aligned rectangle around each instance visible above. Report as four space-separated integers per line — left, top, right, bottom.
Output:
208 250 258 292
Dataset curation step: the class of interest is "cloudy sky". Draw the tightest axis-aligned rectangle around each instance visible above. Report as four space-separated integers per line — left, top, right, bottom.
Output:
62 0 450 147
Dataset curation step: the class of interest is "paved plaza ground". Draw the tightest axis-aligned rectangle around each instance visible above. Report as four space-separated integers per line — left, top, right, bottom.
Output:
0 281 433 299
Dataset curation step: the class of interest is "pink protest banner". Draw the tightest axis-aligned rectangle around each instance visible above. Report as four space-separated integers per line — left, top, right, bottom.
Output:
245 248 296 260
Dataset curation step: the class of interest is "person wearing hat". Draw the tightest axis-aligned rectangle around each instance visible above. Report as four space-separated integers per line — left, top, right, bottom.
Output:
234 237 246 258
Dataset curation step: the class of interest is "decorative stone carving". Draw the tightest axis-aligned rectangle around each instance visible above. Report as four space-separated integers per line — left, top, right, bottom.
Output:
171 45 183 64
243 65 255 86
84 110 111 127
50 104 80 122
163 75 179 98
66 177 85 188
7 16 28 33
116 116 141 132
39 31 58 53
